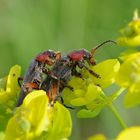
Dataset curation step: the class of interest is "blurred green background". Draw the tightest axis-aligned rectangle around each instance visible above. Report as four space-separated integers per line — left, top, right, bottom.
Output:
0 0 140 139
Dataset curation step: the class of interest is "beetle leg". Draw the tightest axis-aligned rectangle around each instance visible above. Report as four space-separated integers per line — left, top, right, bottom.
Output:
60 96 64 103
89 58 96 66
71 65 82 78
48 80 60 106
18 77 23 87
22 82 39 93
42 67 58 80
66 85 73 91
77 62 101 78
47 71 58 80
60 97 75 110
50 74 58 80
60 80 74 91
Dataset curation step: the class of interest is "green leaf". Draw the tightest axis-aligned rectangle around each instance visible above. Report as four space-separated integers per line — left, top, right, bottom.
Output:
77 109 101 118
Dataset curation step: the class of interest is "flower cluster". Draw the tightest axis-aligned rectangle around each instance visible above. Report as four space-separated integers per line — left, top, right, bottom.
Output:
116 10 140 108
1 9 140 140
117 9 140 47
88 126 140 140
116 52 140 107
0 58 121 139
0 66 72 140
63 59 120 118
0 65 21 137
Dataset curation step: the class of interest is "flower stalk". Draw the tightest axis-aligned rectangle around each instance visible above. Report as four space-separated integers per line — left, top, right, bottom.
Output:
108 104 127 129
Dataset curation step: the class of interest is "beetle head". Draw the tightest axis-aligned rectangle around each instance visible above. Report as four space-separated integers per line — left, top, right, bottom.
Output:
81 49 96 65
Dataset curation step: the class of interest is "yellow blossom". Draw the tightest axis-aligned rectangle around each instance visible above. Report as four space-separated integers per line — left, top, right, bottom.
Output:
117 10 140 47
0 65 21 107
5 90 72 140
116 126 140 140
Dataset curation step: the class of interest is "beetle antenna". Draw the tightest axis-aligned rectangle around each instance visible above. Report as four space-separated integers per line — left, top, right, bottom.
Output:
91 40 117 56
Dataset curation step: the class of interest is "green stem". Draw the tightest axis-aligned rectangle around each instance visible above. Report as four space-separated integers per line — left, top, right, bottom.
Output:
108 104 127 129
110 87 126 101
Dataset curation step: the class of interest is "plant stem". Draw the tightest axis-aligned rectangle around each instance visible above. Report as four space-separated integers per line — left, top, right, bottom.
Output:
110 87 126 101
108 104 127 129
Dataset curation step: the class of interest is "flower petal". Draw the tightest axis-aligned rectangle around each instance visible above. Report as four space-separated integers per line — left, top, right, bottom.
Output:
89 59 120 88
116 53 140 87
5 90 72 140
77 109 101 118
117 10 140 47
47 102 72 140
6 65 21 97
5 90 50 140
117 35 140 47
124 83 140 107
87 134 106 140
116 127 140 140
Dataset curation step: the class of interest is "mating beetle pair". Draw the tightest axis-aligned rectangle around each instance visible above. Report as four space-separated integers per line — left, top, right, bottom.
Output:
17 40 116 107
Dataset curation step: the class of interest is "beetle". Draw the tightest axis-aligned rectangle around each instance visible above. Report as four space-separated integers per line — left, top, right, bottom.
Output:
67 40 116 78
41 56 73 106
17 50 61 106
41 40 116 107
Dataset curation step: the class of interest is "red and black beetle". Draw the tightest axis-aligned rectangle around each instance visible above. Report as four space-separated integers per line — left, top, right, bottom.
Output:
17 50 61 106
41 40 116 107
67 40 116 78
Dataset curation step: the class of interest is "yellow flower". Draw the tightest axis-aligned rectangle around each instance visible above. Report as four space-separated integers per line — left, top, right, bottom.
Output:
63 59 120 118
4 90 72 140
87 126 140 140
0 65 21 135
116 52 140 107
116 126 140 140
88 59 120 88
87 134 106 140
117 9 140 47
116 52 140 87
0 65 21 108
